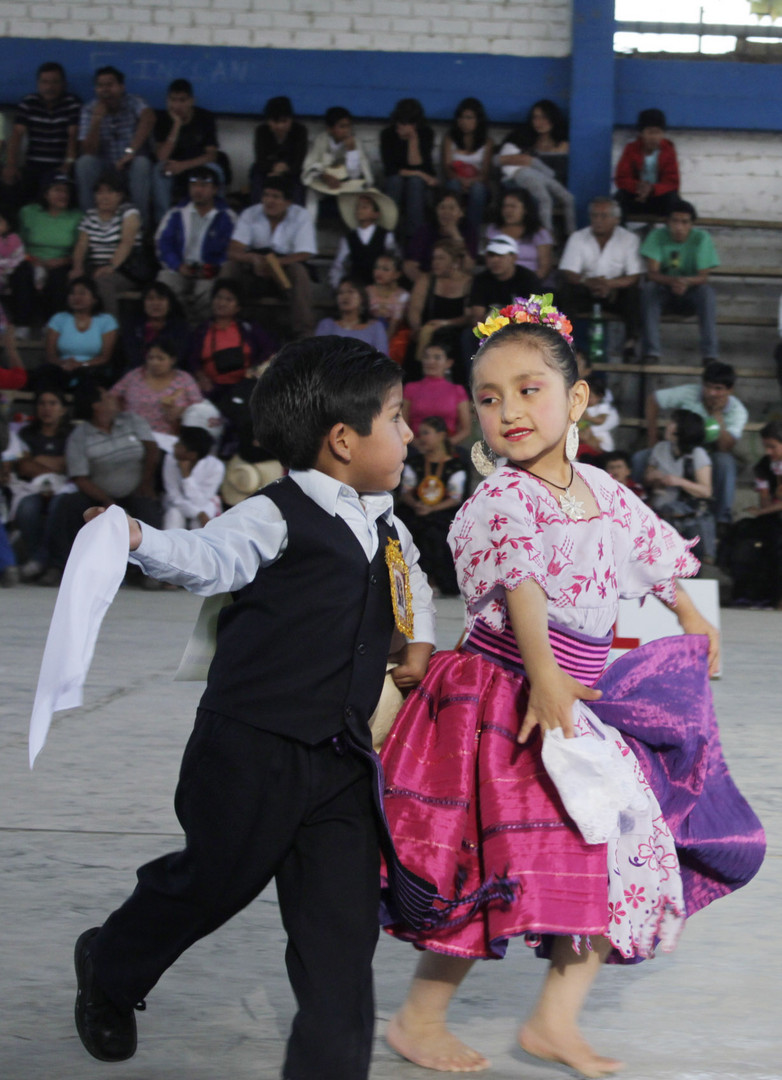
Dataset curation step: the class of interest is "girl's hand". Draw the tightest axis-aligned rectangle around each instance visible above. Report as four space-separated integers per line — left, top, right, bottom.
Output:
677 607 720 676
83 506 143 550
518 667 602 744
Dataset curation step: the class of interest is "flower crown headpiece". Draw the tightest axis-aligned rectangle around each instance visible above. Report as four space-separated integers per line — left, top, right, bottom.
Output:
473 293 574 348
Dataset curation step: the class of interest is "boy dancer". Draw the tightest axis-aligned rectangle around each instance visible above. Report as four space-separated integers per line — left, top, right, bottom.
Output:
73 335 436 1079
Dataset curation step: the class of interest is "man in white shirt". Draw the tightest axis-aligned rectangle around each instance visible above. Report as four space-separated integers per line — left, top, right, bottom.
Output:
222 174 317 338
558 196 644 357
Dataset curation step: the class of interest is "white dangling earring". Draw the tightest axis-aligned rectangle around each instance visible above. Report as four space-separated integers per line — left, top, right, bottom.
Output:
471 440 497 477
565 421 580 462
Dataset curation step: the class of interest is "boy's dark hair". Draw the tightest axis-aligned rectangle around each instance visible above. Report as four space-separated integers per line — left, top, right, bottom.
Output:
390 98 425 127
178 425 213 460
73 373 113 420
262 174 294 201
668 197 697 221
603 450 631 469
95 65 124 84
672 408 706 456
761 419 782 442
265 95 293 120
167 78 193 96
325 106 351 128
93 171 126 195
250 336 402 470
702 360 735 389
37 61 65 80
638 108 666 130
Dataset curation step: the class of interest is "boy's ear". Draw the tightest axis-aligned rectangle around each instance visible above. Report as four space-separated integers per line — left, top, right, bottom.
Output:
325 421 354 464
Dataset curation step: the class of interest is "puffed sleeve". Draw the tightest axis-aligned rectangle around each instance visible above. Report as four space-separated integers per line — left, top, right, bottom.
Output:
447 473 548 631
609 479 699 606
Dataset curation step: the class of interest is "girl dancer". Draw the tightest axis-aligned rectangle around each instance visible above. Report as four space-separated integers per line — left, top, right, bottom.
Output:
380 296 765 1075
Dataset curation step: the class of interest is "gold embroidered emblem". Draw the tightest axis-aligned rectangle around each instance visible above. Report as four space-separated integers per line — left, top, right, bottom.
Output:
384 538 414 639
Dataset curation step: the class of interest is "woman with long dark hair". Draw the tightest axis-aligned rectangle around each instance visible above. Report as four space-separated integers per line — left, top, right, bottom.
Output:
484 188 553 281
442 97 494 234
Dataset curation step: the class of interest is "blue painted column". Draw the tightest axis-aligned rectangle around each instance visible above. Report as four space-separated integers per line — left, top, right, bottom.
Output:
568 0 616 228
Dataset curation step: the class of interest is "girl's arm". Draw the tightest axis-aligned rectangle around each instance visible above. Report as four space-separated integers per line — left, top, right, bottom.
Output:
660 580 720 676
88 327 118 368
506 579 601 743
666 462 712 500
95 212 139 278
69 231 89 278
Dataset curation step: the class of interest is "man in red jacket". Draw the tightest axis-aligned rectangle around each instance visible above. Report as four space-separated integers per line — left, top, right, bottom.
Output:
615 108 680 220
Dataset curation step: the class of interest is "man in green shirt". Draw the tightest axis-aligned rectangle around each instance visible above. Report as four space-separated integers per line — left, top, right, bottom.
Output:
640 199 720 361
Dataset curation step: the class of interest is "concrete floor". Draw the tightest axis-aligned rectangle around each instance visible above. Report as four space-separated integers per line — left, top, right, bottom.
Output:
1 586 779 1080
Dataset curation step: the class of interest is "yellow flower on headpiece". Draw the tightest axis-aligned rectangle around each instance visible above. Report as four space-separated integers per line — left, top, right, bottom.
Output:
476 314 510 338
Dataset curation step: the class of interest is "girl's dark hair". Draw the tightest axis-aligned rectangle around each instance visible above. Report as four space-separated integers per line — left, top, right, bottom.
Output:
390 98 425 127
586 371 607 397
325 105 351 127
178 425 213 460
435 190 464 213
528 98 569 144
93 171 126 195
144 335 179 363
40 175 74 209
761 419 782 442
250 336 402 470
419 414 452 454
495 187 542 241
28 386 70 434
471 322 579 391
450 97 488 151
671 408 706 456
142 280 185 321
374 252 402 274
211 277 243 306
431 237 466 267
68 275 102 312
336 276 370 322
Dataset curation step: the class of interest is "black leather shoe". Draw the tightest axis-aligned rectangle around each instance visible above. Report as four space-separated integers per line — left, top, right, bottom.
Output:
74 927 138 1062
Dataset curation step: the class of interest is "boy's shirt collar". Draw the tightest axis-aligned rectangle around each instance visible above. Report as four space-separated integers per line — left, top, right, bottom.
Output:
290 469 394 524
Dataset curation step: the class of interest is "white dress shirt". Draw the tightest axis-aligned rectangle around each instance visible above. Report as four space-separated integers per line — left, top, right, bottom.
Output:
559 225 644 279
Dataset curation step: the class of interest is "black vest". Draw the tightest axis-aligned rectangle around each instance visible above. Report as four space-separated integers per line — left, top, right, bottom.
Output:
199 477 397 749
347 226 390 285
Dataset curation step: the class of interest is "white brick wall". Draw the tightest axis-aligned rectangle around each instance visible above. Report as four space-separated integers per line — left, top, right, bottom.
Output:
613 129 782 222
0 0 572 54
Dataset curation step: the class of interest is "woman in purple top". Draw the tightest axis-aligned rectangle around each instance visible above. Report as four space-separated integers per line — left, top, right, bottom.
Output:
485 188 553 282
403 191 478 283
315 277 389 354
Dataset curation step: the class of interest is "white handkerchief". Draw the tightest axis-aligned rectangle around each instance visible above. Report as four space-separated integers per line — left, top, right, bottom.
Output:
29 505 129 767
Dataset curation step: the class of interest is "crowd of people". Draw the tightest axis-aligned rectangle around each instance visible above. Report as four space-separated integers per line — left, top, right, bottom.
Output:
0 62 774 603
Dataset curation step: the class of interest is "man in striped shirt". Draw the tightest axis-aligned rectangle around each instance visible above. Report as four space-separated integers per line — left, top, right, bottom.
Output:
1 62 81 206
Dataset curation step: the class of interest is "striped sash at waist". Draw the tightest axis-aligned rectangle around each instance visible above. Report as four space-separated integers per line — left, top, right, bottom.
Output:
462 617 612 685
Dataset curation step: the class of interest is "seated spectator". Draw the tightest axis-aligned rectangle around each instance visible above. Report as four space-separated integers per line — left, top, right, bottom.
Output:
329 189 397 290
8 386 72 580
578 372 619 463
722 420 782 608
119 280 189 371
0 521 19 586
381 98 437 238
152 78 219 223
162 425 224 530
301 106 373 223
496 103 576 236
527 99 571 188
314 277 389 353
645 407 715 561
155 165 236 325
642 361 747 527
485 188 553 282
250 96 308 206
366 253 410 364
111 336 202 450
1 61 81 207
602 450 646 500
640 199 719 363
467 234 541 325
75 66 155 228
41 276 118 391
558 196 644 358
43 381 161 585
186 279 276 403
0 308 25 388
69 172 149 318
396 415 467 596
402 340 471 446
407 239 472 375
17 175 82 322
223 175 317 339
404 190 478 283
441 97 494 234
615 108 680 220
0 204 32 337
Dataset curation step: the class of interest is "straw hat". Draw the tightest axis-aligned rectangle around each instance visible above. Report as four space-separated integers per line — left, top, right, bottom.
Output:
221 455 284 507
337 187 399 232
307 164 371 198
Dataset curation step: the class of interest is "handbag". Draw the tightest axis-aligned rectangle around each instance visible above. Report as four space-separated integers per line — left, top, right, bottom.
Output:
209 325 247 375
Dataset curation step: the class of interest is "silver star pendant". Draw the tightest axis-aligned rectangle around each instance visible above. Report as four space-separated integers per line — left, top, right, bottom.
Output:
560 490 586 521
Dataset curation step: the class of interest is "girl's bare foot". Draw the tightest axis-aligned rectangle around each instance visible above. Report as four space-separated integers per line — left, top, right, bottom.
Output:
386 1011 490 1073
519 1019 624 1079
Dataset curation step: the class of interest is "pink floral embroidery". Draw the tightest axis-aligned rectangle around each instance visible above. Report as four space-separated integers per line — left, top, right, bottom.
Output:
608 900 626 924
489 514 508 532
624 884 646 909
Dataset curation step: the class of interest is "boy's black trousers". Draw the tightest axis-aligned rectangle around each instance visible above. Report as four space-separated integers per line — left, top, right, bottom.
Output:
89 708 381 1080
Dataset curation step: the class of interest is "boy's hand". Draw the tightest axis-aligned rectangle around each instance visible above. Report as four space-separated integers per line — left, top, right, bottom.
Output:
391 641 434 690
83 506 142 550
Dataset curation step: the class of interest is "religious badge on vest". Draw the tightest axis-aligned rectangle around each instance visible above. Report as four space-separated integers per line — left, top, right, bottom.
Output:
384 538 414 639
